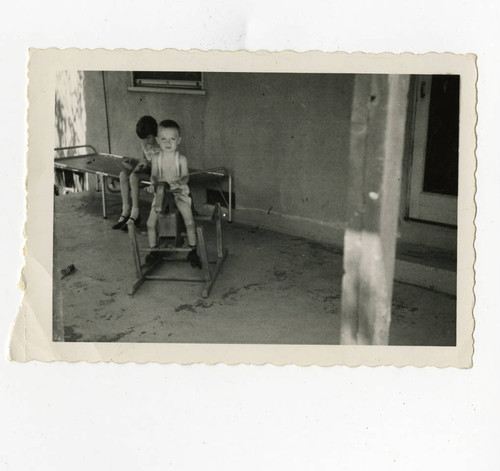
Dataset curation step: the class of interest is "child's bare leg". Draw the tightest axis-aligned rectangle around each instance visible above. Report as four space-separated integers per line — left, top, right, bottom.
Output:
145 207 162 264
112 171 132 229
118 170 131 217
176 199 196 246
177 199 202 268
147 208 160 248
129 172 141 220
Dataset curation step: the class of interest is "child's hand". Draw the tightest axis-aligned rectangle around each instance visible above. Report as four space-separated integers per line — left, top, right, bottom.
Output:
121 158 135 172
145 185 155 194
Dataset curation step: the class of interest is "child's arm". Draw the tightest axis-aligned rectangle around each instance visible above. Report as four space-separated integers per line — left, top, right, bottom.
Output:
151 155 159 183
132 149 150 173
176 155 190 186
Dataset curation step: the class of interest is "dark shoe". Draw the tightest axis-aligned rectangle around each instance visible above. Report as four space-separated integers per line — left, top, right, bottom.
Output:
122 215 141 231
112 214 130 230
187 248 202 269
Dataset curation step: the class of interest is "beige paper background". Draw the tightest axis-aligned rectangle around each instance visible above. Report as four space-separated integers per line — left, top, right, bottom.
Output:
10 49 476 367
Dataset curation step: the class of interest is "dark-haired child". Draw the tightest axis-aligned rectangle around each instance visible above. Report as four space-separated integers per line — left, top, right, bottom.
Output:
112 115 160 230
145 119 202 268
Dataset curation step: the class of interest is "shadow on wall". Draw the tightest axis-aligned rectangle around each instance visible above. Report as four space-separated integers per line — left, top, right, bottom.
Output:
54 70 88 194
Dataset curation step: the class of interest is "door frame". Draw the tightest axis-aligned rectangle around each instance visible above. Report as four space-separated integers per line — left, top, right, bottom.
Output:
408 75 458 226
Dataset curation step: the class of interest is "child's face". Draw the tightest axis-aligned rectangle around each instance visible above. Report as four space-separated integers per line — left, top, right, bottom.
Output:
157 127 181 153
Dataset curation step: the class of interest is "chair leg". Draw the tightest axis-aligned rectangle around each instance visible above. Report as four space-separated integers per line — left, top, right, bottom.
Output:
215 203 223 259
100 174 107 219
228 172 232 222
203 250 227 298
196 226 211 298
128 220 226 298
129 257 163 295
128 221 142 278
197 227 211 282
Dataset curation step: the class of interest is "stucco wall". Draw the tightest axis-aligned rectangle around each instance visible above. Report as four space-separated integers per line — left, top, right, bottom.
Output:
94 71 354 244
74 70 456 249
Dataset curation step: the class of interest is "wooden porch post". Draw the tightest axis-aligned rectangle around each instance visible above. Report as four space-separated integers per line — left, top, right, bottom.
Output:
340 74 410 345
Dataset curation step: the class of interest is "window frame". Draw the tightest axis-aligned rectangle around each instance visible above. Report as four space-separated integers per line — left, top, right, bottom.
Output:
128 71 206 95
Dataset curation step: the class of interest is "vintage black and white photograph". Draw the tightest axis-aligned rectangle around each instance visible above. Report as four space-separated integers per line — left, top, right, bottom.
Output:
12 49 475 365
4 1 500 467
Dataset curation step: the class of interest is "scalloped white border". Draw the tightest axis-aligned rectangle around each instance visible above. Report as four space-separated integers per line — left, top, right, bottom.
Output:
10 49 477 367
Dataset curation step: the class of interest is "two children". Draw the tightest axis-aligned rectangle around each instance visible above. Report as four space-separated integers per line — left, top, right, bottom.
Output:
114 116 201 269
145 119 202 269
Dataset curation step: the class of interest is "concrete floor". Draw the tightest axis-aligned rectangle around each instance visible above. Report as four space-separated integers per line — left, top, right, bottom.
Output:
53 191 456 346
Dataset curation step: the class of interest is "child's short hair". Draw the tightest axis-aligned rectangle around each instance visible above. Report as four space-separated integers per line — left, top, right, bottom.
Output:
158 119 181 135
136 115 158 139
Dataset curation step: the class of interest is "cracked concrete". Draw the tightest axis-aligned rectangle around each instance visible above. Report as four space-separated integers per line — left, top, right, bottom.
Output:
53 191 456 346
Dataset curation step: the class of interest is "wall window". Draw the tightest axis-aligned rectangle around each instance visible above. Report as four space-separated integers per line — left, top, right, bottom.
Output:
129 71 205 95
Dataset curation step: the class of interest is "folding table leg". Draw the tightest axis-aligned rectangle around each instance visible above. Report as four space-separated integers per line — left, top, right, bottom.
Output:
99 174 107 219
